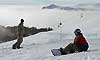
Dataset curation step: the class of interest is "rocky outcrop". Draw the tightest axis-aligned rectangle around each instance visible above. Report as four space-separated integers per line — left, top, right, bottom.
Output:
0 26 53 43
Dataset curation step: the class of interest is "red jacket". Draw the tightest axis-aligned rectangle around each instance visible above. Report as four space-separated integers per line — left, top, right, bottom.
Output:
74 35 87 45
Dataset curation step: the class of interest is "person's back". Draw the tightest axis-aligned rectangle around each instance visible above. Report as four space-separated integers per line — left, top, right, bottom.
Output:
74 34 87 45
74 29 89 52
17 22 24 35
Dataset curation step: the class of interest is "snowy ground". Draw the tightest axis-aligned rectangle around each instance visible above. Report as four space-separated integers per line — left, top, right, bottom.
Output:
0 31 100 60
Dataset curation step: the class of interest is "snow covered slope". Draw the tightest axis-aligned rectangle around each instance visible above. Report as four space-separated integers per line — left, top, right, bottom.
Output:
0 30 100 60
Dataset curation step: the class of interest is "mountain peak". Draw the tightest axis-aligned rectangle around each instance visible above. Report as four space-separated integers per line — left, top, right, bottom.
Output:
42 4 59 9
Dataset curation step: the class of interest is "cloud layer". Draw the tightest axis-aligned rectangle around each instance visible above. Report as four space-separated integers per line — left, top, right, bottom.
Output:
0 0 100 5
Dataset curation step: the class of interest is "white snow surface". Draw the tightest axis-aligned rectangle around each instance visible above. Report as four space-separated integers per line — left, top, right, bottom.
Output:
0 31 100 60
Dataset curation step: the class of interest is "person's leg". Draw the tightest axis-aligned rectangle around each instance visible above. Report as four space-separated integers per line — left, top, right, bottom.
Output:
12 42 18 49
12 34 23 49
60 48 66 55
12 34 20 49
63 43 79 54
63 43 74 54
72 44 80 52
12 38 20 49
17 34 23 48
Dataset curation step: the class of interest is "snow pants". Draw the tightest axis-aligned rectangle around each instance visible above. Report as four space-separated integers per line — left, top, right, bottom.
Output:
62 43 79 54
13 34 23 48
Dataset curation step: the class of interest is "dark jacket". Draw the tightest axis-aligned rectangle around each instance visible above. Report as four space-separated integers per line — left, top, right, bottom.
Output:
74 33 89 52
17 22 24 35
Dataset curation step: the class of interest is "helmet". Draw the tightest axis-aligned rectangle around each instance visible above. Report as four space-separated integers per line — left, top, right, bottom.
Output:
21 19 24 22
74 29 81 34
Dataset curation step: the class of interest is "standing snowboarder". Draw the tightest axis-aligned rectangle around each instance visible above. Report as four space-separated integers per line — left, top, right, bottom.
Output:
12 19 24 49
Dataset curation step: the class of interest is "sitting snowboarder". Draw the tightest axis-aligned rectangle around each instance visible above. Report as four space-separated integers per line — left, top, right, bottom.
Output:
60 29 89 55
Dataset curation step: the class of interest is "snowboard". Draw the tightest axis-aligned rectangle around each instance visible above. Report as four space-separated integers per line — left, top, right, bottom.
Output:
51 49 62 56
51 48 89 56
51 48 79 56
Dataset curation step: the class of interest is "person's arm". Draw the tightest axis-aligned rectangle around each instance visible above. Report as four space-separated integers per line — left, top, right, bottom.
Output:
74 36 78 44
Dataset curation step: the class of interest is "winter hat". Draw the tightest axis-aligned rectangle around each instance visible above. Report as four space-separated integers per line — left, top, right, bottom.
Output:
21 19 24 22
74 29 81 34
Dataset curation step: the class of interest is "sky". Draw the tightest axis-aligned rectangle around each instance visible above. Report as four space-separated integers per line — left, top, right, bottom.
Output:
0 0 100 5
0 0 100 27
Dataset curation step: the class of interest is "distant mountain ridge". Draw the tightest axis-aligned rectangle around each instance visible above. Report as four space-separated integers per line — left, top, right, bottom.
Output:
76 3 100 10
78 3 100 7
42 4 92 11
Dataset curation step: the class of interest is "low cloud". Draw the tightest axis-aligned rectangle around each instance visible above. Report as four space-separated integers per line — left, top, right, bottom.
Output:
0 0 33 5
